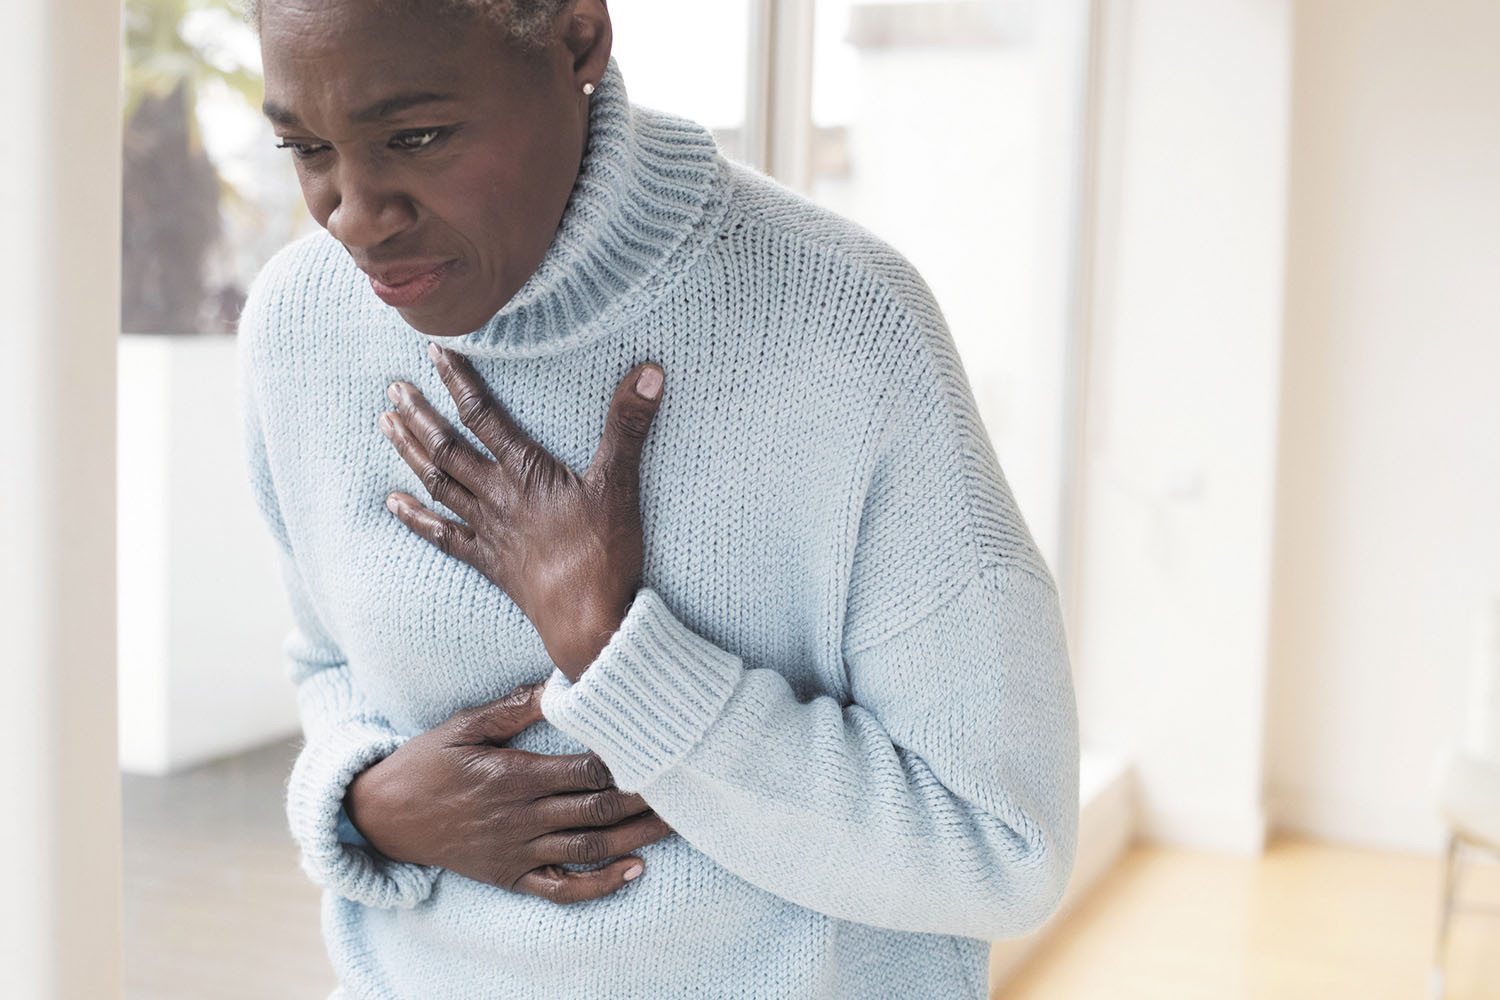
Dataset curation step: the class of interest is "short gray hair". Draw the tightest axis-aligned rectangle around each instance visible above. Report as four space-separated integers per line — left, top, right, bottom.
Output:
244 0 572 48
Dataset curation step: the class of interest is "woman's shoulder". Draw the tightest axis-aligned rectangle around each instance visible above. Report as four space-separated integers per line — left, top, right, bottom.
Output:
713 158 945 335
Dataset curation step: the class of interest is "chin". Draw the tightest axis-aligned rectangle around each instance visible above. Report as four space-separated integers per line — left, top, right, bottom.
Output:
396 283 516 339
397 306 482 338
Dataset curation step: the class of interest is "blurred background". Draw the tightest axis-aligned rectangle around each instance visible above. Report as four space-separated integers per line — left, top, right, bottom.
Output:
3 0 1497 998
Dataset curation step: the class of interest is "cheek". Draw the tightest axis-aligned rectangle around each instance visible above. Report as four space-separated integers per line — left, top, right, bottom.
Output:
432 171 528 252
295 171 335 228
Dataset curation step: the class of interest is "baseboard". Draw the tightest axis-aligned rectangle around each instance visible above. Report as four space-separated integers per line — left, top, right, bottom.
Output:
1267 785 1448 855
987 748 1136 992
1138 797 1268 855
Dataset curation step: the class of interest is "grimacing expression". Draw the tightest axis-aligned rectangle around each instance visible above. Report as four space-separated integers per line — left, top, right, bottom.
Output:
258 0 603 337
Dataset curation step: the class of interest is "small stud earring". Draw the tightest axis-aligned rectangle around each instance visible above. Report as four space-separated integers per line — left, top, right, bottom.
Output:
582 82 596 96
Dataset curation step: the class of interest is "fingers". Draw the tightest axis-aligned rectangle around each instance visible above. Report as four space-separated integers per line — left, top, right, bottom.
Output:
463 747 617 796
529 788 654 831
529 810 676 868
384 491 479 565
381 384 486 522
542 751 619 794
512 856 646 905
426 343 540 465
449 682 546 742
584 363 664 502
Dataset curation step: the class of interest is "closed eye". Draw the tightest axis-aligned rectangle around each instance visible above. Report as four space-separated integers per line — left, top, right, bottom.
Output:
275 138 331 159
390 127 451 152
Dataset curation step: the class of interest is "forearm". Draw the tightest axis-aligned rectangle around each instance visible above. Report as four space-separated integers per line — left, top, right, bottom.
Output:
541 568 1080 941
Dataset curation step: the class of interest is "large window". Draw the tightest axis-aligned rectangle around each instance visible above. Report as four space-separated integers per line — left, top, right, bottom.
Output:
122 0 311 335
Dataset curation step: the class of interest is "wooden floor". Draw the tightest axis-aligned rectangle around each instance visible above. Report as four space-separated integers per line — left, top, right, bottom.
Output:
126 742 1499 999
123 737 334 1000
1000 836 1500 1000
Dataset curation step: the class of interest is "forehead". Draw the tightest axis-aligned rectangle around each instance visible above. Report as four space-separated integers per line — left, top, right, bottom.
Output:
259 0 495 118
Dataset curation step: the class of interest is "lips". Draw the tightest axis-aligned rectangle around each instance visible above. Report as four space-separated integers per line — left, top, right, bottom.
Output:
362 259 457 309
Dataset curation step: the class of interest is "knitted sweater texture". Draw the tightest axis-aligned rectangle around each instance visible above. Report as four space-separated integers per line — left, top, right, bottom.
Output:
237 58 1079 1000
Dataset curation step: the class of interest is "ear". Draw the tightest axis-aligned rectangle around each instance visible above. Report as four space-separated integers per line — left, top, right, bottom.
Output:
560 0 612 90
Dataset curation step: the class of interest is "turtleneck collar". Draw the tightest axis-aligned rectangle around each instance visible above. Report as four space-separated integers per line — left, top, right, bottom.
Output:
410 57 728 359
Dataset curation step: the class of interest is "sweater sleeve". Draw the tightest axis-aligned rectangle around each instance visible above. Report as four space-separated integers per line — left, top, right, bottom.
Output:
238 273 440 910
540 330 1081 942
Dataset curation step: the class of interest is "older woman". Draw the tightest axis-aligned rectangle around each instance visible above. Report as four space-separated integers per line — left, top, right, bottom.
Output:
237 0 1079 997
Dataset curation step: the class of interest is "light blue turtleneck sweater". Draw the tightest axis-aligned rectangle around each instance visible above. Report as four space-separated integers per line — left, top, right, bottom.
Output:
237 57 1079 1000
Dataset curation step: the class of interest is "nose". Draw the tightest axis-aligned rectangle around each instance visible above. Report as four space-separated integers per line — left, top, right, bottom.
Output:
322 160 416 250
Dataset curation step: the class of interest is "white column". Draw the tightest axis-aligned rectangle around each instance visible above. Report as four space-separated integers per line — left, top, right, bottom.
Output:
0 0 123 996
1073 0 1293 853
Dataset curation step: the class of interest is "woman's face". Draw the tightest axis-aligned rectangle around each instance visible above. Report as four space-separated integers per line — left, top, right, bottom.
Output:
259 0 603 337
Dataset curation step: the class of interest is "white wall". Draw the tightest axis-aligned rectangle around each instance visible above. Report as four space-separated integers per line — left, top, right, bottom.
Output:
1072 0 1292 853
1265 0 1500 854
118 335 300 775
0 0 123 995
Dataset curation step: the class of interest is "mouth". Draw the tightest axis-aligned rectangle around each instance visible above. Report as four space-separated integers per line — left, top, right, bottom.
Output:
363 259 458 309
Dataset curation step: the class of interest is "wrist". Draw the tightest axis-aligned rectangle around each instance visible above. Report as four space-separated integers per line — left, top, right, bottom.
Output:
555 601 631 683
343 765 392 856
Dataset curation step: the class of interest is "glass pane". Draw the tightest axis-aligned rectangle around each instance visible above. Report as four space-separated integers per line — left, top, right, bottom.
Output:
122 0 314 335
609 0 752 162
807 0 1091 575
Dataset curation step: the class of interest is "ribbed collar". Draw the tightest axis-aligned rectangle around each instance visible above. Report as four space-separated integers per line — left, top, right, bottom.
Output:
411 58 728 359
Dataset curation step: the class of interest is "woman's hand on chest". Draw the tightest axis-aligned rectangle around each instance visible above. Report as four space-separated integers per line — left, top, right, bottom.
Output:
377 344 664 682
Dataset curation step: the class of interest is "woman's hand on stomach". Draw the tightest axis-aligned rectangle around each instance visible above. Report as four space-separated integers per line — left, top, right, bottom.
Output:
343 682 675 904
378 344 665 682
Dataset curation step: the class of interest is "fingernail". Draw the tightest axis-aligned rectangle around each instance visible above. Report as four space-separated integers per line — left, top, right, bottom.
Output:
387 382 400 404
378 412 394 438
385 494 402 514
635 367 662 400
623 863 643 881
428 342 441 363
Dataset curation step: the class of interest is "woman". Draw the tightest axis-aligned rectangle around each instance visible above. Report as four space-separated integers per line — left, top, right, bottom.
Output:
237 0 1080 997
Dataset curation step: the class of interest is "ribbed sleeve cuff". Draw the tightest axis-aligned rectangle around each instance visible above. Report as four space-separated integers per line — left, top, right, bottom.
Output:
286 716 442 910
539 587 743 793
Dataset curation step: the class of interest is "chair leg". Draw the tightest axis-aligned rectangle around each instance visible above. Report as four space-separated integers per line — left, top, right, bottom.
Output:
1429 830 1462 1000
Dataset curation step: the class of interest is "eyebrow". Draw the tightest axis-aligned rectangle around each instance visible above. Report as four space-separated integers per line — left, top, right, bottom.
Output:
262 92 460 128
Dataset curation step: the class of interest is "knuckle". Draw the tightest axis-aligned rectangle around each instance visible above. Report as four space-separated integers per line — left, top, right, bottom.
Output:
429 439 456 471
447 704 481 732
564 831 606 864
541 881 575 904
614 406 654 440
578 754 612 790
584 792 621 826
456 389 488 427
419 463 448 496
521 870 561 902
486 763 521 798
556 882 590 905
494 436 526 466
514 448 548 488
499 685 534 710
426 426 459 467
